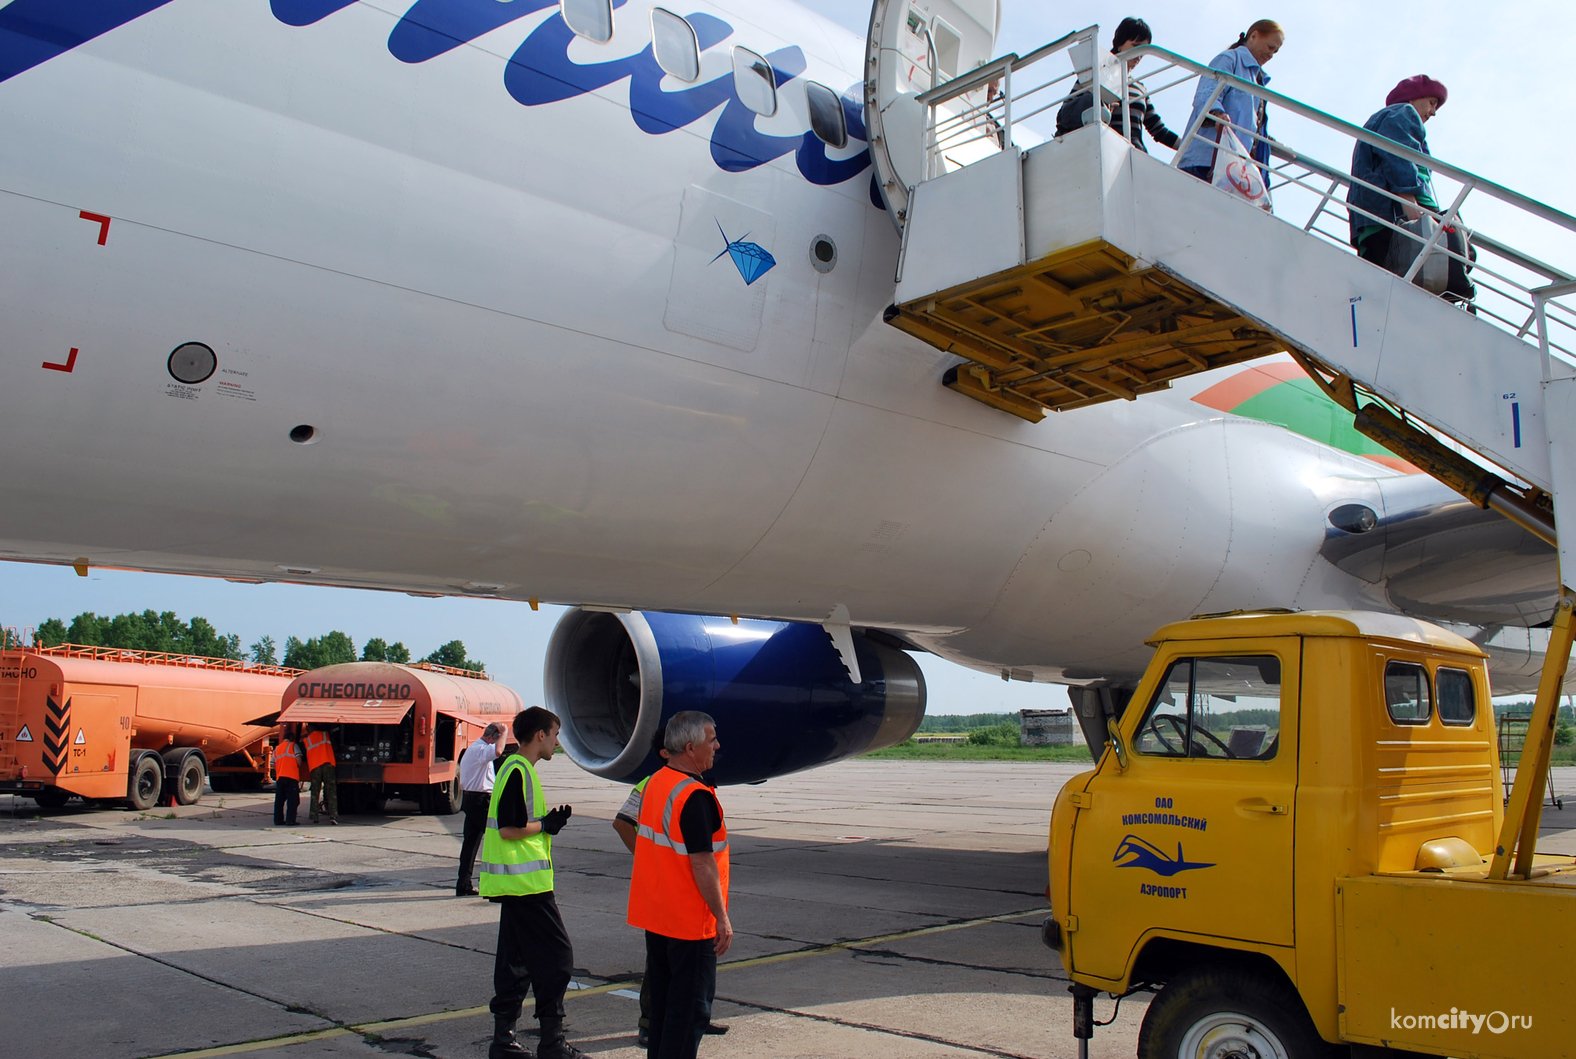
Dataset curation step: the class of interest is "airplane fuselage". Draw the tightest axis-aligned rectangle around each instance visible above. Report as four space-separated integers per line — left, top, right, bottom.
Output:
0 1 1545 687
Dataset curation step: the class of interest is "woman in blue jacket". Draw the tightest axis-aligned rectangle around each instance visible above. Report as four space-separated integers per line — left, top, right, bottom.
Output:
1346 75 1448 267
1177 19 1285 182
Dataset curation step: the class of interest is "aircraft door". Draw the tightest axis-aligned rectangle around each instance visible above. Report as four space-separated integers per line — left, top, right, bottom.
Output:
864 0 1000 229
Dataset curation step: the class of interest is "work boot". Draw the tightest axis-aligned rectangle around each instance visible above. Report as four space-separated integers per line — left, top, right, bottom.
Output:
536 1017 588 1059
488 1013 533 1059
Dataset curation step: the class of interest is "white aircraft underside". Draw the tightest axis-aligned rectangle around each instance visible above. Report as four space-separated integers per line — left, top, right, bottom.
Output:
0 0 1557 695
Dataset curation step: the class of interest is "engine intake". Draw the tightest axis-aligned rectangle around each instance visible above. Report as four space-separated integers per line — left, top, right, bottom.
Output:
545 609 925 785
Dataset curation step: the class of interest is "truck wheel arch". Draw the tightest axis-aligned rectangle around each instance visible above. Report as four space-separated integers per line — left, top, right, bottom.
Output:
1136 961 1336 1059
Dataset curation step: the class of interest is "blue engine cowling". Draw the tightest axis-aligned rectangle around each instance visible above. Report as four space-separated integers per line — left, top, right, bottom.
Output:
544 609 926 785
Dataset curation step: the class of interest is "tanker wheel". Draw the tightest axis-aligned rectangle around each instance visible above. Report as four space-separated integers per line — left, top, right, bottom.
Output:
174 755 206 806
1137 965 1337 1059
32 788 70 810
128 755 164 811
425 775 462 815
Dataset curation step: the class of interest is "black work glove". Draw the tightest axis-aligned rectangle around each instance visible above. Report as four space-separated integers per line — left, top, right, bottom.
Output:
540 805 573 835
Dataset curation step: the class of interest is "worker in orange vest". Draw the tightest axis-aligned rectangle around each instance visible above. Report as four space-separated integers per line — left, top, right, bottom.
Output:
303 724 338 824
273 725 306 826
627 711 731 1059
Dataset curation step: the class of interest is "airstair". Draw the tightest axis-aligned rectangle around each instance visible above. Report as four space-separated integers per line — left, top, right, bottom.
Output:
863 5 1576 882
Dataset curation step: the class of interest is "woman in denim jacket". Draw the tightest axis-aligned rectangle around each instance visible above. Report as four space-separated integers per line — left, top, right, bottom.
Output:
1177 20 1284 182
1346 75 1448 267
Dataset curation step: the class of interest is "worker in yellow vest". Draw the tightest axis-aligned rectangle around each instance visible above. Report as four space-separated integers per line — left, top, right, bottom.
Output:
272 726 305 826
479 707 588 1059
627 711 731 1059
302 725 338 825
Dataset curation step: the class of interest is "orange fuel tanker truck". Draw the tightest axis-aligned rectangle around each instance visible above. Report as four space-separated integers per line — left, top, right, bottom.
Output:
277 661 523 814
0 644 300 809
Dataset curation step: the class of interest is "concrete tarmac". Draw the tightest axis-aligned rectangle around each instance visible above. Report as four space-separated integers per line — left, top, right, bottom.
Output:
3 759 1575 1059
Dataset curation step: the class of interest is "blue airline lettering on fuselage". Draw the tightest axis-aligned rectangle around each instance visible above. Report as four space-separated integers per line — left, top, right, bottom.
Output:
0 0 176 84
0 2 871 190
270 0 359 27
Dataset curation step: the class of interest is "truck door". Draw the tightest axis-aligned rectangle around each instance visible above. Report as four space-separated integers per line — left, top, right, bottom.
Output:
1066 642 1298 983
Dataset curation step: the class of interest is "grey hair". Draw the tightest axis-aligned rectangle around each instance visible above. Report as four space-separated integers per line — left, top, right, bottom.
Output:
482 722 506 742
663 711 716 754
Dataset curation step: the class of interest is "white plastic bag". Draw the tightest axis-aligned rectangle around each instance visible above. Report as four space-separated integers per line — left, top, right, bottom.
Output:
1384 215 1451 294
1211 126 1271 211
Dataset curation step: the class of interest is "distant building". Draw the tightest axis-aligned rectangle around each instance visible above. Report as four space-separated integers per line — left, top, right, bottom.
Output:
1020 708 1077 746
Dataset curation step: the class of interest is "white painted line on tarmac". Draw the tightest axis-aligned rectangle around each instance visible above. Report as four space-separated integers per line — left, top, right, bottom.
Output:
150 906 1046 1058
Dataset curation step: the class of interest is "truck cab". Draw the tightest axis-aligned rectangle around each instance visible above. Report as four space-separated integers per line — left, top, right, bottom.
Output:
1046 610 1573 1058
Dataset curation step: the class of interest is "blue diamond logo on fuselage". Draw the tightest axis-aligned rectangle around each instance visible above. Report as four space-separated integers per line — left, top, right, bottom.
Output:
711 221 776 286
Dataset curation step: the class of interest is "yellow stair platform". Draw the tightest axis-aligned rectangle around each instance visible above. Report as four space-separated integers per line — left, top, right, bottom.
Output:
885 240 1288 421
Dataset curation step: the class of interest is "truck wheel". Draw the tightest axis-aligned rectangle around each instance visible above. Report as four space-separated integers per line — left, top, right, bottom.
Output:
173 754 206 805
32 788 70 809
128 755 164 811
424 775 462 815
1138 966 1336 1059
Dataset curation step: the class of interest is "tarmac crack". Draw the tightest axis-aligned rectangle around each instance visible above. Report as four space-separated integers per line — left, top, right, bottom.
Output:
848 944 1062 982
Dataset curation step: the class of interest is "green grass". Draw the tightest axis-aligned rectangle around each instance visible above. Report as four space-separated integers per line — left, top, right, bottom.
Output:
866 741 1096 763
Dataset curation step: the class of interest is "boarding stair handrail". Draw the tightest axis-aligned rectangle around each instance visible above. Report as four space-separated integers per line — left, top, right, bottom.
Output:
912 31 1576 366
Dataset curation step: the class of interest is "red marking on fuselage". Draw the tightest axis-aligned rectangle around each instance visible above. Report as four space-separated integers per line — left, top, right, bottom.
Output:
42 348 79 373
79 211 111 245
1191 361 1308 411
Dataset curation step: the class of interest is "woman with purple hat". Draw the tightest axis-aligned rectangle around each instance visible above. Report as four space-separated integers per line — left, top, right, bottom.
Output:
1346 74 1448 268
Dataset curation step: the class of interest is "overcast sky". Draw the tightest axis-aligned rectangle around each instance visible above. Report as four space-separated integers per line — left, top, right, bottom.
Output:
2 1 1571 714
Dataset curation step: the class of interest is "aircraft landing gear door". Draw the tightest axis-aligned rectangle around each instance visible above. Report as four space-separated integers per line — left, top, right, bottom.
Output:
864 0 1000 230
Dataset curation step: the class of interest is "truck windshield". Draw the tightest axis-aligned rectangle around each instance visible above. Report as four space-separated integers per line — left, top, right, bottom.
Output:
1134 654 1282 760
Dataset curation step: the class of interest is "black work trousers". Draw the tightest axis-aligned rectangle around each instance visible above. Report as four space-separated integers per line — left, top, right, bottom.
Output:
272 777 299 825
456 790 489 891
639 945 714 1031
491 891 574 1022
644 931 714 1059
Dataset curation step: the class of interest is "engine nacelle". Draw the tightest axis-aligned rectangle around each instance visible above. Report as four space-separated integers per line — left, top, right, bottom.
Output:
545 610 926 785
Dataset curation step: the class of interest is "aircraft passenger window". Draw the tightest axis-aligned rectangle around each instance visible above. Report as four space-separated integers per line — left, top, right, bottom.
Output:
561 0 613 43
805 81 847 148
1436 667 1476 726
1384 660 1432 725
732 47 777 117
1133 655 1282 760
651 9 700 82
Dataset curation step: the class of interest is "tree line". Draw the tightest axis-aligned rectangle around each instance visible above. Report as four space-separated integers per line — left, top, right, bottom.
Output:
27 610 485 673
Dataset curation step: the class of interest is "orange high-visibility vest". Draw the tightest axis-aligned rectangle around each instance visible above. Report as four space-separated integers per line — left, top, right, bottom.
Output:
303 730 336 770
274 739 303 781
627 766 728 940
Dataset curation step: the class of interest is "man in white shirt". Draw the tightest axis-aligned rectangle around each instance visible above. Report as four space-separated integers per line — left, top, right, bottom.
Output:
456 721 506 896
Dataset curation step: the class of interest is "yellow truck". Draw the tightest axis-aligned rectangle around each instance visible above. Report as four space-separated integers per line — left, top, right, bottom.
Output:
1043 610 1574 1059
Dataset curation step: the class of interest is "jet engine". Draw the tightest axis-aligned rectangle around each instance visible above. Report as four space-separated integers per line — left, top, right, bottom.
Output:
544 609 926 785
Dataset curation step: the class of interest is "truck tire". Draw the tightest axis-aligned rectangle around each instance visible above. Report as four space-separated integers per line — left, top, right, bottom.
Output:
32 788 70 809
128 754 164 811
172 753 206 805
1138 965 1337 1059
423 775 462 815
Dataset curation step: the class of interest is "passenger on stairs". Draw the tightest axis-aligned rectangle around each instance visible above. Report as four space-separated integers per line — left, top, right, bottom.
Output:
1054 18 1180 154
1347 76 1475 308
1177 19 1284 184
